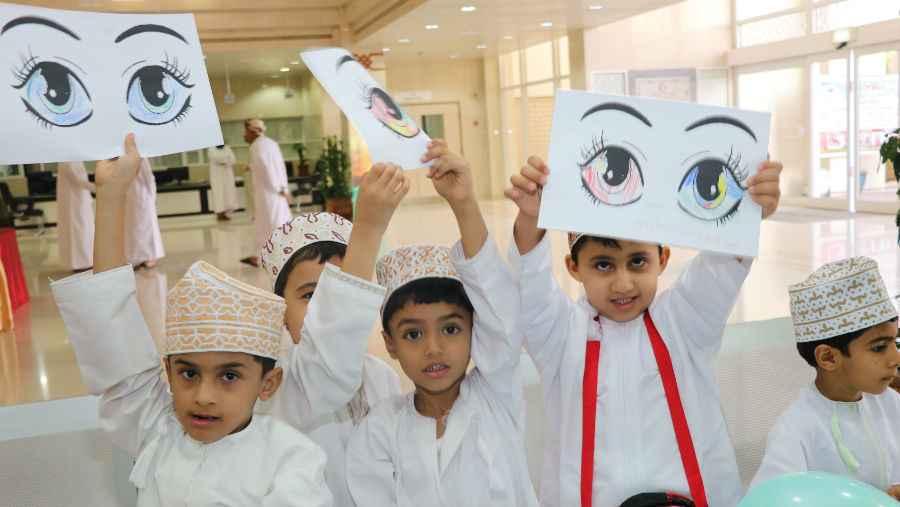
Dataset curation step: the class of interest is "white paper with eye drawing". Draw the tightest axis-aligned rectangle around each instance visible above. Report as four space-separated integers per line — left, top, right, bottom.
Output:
539 90 771 258
301 47 432 171
0 3 222 164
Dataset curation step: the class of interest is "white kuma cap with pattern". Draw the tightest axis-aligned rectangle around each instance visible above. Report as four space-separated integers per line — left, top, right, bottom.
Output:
166 261 285 359
259 212 353 290
375 244 462 311
789 256 897 343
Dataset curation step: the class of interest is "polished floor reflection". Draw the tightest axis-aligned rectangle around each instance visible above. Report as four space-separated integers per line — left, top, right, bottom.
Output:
6 201 899 405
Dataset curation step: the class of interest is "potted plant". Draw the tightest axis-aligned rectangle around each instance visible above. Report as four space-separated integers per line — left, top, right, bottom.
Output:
879 129 900 243
292 142 310 176
316 136 353 220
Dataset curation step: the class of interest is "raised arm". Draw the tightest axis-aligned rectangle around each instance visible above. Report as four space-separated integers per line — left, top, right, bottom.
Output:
422 140 525 417
278 164 408 423
504 155 575 379
51 134 171 459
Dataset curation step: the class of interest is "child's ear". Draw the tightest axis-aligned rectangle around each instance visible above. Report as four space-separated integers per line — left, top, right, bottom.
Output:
565 253 582 282
382 330 398 360
658 246 671 275
814 344 840 371
258 367 283 401
163 356 173 384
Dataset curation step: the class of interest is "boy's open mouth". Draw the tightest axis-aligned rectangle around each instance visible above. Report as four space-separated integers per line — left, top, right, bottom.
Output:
611 296 637 308
191 414 219 426
424 363 449 378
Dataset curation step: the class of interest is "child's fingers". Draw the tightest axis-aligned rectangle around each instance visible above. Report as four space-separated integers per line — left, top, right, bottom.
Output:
526 155 549 174
748 181 780 198
520 163 547 186
396 175 411 198
385 164 405 191
510 173 539 194
421 143 448 164
503 187 520 201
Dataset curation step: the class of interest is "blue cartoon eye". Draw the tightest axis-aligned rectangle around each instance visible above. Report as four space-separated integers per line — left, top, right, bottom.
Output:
14 61 92 128
677 158 747 222
126 64 194 125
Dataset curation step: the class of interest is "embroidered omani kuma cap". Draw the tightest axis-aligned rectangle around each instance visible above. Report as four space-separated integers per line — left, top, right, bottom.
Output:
568 232 584 251
376 244 462 309
259 212 353 290
166 261 285 359
788 256 897 343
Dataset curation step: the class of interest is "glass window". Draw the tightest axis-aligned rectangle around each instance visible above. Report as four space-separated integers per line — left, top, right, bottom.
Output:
525 41 554 83
813 0 899 33
558 36 570 77
559 78 571 90
698 68 731 106
735 0 802 21
737 11 807 47
500 50 521 87
858 50 899 204
526 82 556 161
590 71 627 94
501 89 524 174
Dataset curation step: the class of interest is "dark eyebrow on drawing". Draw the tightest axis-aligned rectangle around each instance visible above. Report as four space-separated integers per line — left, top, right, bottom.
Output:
685 116 757 142
1 16 80 40
336 55 359 71
580 102 652 127
115 24 187 43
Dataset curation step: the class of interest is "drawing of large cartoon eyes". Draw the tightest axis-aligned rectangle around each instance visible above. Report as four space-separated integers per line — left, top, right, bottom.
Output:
126 61 194 125
14 60 92 128
579 140 644 206
364 86 419 138
677 157 747 223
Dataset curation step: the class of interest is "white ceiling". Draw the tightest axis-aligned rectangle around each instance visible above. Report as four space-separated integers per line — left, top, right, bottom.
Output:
202 0 685 79
358 0 686 60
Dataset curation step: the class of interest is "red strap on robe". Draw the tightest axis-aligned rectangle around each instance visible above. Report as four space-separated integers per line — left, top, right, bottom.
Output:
580 317 602 507
644 312 708 507
580 313 708 507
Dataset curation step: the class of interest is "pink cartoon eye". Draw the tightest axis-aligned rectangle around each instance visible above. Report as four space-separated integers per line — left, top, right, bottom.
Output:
580 145 643 206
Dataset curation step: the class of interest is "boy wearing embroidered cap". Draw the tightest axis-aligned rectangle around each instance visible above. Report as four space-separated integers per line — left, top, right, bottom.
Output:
503 154 783 507
51 134 331 507
750 257 900 499
345 140 538 506
256 161 408 507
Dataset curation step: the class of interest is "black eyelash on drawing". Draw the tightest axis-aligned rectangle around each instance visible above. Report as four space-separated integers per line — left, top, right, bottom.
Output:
725 146 750 188
162 52 193 87
578 132 606 166
171 96 192 124
359 79 374 108
715 200 741 226
11 47 39 88
21 99 52 129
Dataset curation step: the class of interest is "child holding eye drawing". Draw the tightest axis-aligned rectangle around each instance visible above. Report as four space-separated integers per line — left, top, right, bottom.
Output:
504 154 783 507
51 134 331 506
344 140 538 506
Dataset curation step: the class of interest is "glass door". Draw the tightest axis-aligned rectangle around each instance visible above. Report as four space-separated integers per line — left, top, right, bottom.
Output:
809 55 850 205
855 45 899 209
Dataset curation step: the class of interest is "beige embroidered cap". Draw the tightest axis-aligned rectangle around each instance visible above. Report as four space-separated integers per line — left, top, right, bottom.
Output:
166 261 285 359
259 212 353 290
568 232 584 251
789 256 897 343
376 244 462 308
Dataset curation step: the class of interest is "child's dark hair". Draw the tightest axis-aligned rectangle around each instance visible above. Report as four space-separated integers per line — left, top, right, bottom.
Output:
797 317 899 367
251 355 278 376
382 278 474 335
570 235 663 265
273 241 347 296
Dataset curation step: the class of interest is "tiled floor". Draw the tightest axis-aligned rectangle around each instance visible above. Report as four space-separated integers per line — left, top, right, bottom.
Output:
2 200 899 406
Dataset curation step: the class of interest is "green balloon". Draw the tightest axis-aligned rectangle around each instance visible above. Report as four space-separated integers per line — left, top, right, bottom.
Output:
739 472 900 507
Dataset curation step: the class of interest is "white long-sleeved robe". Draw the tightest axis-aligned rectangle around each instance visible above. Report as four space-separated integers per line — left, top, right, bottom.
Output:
249 136 291 251
345 236 539 507
750 383 900 492
507 233 751 507
50 265 332 507
56 161 94 270
125 159 165 264
207 146 239 214
256 263 401 507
